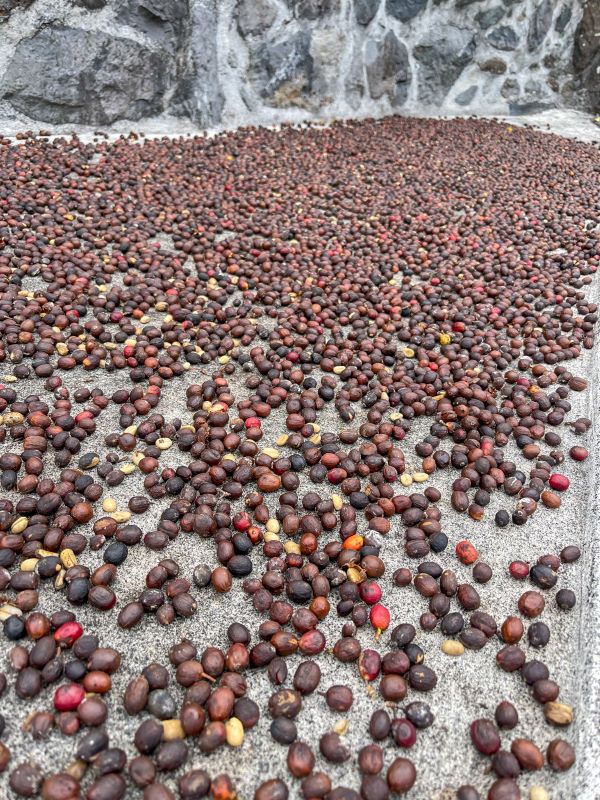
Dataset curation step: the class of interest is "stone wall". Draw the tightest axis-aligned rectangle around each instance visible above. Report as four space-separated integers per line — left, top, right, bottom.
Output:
574 0 600 114
0 0 596 129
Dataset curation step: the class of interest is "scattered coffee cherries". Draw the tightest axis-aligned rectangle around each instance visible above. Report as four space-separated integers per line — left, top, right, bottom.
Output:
0 115 593 798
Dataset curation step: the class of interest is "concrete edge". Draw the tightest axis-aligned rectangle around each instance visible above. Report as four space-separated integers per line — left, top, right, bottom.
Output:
0 108 599 146
575 273 600 800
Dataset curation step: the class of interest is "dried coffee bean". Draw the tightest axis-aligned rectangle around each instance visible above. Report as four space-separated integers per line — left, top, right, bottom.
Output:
470 719 501 755
547 739 576 770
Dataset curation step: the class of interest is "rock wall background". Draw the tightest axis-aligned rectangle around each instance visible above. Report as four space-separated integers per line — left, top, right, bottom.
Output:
0 0 597 129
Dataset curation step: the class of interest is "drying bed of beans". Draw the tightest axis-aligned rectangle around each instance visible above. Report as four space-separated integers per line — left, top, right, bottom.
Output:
0 117 598 800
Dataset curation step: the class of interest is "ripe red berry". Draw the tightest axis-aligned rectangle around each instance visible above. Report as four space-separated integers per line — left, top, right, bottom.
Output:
455 540 478 565
54 683 85 712
569 446 588 462
233 514 251 531
509 561 530 580
359 580 382 605
549 474 569 491
359 649 381 682
392 718 417 748
54 621 84 647
370 604 390 635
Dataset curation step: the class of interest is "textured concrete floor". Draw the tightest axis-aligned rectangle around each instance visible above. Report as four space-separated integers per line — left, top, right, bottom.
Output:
0 111 599 800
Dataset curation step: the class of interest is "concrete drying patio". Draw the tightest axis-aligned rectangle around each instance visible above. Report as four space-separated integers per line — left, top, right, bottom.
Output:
0 111 598 800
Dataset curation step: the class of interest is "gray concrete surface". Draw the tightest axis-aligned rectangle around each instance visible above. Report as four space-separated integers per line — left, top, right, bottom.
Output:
1 107 599 146
0 111 598 800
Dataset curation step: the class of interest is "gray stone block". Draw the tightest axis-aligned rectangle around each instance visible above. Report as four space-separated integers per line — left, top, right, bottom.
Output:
1 26 171 124
573 0 600 112
290 0 340 19
251 32 314 107
236 0 277 37
117 0 190 52
487 25 519 51
354 0 380 25
386 0 427 23
365 31 411 105
527 0 553 52
414 27 476 104
455 85 478 105
475 6 504 30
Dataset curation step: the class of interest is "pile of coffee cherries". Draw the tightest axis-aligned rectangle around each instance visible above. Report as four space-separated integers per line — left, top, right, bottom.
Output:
0 116 597 799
